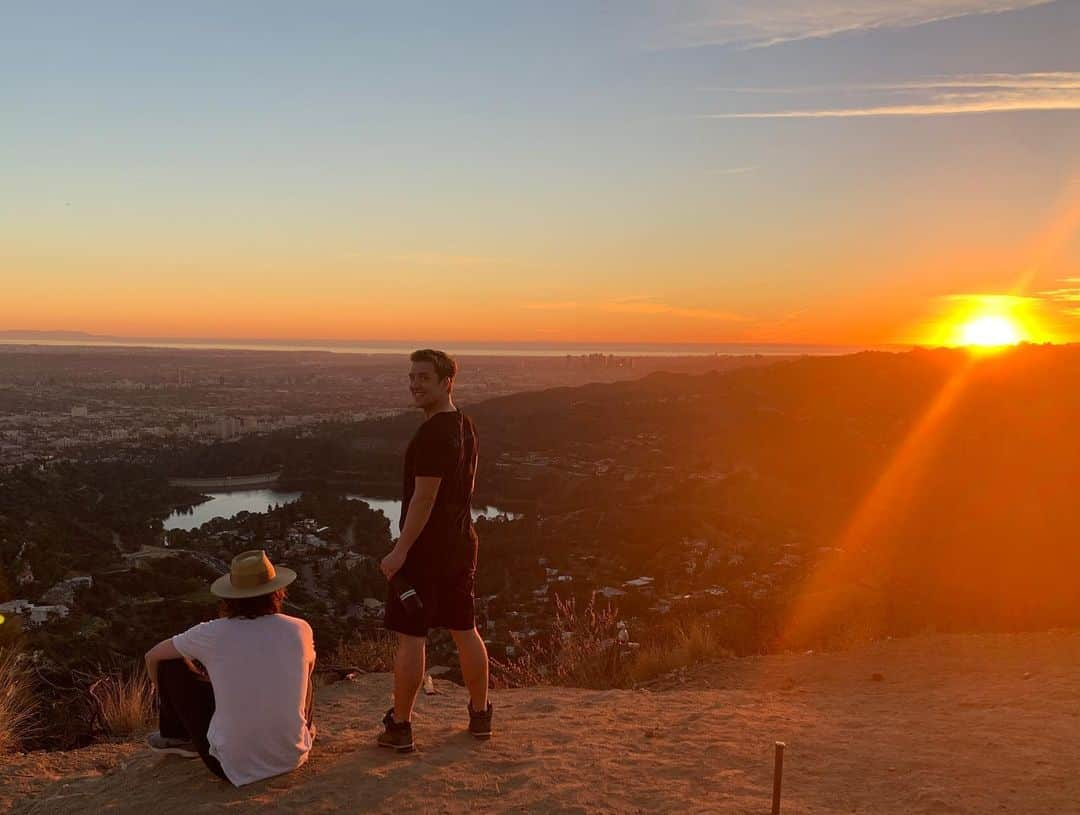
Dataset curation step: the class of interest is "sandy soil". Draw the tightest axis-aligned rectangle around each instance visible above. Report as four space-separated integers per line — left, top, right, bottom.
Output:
4 630 1078 814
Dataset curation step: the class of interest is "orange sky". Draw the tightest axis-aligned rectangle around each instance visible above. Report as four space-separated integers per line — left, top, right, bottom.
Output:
6 185 1076 347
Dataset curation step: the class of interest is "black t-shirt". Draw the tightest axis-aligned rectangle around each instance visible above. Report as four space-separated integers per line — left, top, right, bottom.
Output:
400 410 479 577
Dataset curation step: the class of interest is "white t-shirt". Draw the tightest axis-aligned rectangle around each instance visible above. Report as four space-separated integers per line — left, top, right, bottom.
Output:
172 614 316 786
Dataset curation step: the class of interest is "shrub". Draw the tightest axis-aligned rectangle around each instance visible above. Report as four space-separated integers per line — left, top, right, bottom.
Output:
0 647 37 753
494 596 630 689
90 670 155 736
629 618 732 683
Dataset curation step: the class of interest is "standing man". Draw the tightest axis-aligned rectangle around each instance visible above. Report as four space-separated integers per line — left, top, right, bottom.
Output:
379 349 492 752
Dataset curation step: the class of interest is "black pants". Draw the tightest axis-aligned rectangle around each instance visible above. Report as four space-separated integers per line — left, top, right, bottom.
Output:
157 659 228 780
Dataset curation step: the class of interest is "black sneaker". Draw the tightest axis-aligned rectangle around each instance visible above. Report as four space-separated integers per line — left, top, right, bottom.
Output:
468 700 493 739
377 707 415 753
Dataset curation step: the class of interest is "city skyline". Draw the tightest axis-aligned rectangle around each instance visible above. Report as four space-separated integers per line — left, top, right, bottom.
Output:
4 2 1078 346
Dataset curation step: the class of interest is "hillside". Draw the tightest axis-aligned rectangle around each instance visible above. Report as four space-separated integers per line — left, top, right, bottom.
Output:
7 345 1080 751
5 630 1078 814
352 344 1080 641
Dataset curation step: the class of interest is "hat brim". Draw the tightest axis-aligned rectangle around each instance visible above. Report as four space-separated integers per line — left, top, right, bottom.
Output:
210 566 297 599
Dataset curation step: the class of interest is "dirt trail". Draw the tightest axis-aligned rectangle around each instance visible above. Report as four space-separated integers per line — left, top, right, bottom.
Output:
5 631 1077 814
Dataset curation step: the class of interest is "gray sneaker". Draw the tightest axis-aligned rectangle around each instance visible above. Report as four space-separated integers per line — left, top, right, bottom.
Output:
148 731 199 758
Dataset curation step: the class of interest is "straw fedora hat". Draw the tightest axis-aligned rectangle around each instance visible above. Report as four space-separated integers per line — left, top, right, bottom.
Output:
210 550 297 599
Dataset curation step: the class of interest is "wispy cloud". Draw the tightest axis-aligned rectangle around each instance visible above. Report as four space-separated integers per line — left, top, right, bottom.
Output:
703 72 1080 94
738 307 810 342
391 252 514 268
653 1 1054 50
712 165 759 175
702 72 1080 118
605 300 748 320
1040 278 1080 315
524 300 582 312
525 298 748 321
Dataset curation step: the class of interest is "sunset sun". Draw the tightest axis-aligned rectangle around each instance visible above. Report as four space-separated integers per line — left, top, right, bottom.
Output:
958 315 1023 348
916 294 1049 351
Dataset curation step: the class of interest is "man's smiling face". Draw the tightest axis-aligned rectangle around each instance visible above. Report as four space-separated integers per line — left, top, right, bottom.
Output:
409 360 448 409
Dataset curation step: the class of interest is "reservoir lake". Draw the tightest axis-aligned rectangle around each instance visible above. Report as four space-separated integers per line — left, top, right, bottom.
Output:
164 488 520 532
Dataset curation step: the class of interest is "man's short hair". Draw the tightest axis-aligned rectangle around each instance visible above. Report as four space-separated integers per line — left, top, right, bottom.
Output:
410 349 458 382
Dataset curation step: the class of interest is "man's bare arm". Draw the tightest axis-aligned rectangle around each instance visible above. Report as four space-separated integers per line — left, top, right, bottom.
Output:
381 476 441 577
398 476 441 554
144 637 183 686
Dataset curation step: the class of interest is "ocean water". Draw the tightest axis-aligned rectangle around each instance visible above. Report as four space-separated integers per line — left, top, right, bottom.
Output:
0 336 888 357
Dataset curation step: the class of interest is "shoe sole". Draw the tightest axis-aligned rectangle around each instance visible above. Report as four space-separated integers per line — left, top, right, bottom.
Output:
470 730 493 740
150 746 199 759
378 741 415 753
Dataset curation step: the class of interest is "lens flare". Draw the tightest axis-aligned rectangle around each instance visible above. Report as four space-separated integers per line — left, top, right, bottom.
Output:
959 315 1022 348
913 294 1048 350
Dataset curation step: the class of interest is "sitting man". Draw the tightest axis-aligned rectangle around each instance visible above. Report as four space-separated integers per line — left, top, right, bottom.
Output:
143 549 316 786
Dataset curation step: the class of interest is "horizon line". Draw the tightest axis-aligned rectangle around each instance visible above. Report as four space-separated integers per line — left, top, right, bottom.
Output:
0 331 909 358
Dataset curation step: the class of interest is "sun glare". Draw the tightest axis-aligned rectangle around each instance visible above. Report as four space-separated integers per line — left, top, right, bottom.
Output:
915 294 1047 351
959 315 1022 348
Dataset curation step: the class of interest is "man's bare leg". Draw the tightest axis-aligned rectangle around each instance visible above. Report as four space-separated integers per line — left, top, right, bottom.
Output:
451 627 489 711
393 633 426 723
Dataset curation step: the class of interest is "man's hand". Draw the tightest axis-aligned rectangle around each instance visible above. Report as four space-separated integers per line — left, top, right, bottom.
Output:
380 546 407 580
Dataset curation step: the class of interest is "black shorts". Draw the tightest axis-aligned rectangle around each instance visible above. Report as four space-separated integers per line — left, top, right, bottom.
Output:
384 568 476 637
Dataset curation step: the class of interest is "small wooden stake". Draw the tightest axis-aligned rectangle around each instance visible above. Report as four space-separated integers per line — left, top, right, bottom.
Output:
771 741 786 815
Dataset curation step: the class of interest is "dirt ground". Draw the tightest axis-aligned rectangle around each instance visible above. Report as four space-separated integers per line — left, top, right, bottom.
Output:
4 630 1077 814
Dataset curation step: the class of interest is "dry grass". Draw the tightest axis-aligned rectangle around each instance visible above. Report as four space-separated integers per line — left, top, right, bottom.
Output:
494 597 630 689
495 606 737 690
90 671 156 736
0 647 37 753
326 630 398 674
629 619 733 683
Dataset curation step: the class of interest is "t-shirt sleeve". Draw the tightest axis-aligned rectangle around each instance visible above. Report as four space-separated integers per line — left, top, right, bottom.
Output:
413 419 460 478
172 620 218 663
